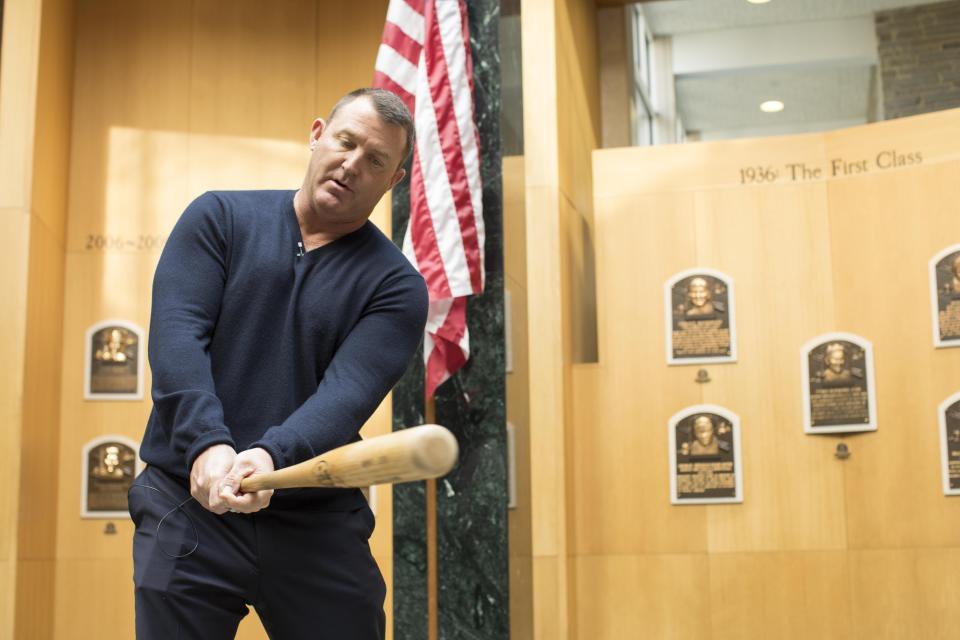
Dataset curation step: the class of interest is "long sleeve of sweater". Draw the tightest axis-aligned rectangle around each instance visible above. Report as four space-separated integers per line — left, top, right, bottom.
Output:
148 193 236 472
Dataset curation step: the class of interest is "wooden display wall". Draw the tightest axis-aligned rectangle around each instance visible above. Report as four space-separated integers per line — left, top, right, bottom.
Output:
577 109 960 639
50 1 393 638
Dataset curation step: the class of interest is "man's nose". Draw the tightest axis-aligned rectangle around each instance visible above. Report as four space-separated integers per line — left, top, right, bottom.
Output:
341 150 362 175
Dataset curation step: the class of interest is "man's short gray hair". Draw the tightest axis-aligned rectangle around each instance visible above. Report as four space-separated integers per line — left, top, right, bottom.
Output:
328 88 416 168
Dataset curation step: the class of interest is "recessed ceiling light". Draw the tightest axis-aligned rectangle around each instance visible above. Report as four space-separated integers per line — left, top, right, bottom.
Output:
747 0 772 4
760 100 784 113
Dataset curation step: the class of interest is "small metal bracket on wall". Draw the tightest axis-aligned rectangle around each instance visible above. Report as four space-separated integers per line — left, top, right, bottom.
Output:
835 443 851 460
695 369 711 384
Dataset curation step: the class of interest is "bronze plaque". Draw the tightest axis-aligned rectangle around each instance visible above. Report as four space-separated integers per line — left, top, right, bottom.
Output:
931 247 960 347
82 438 140 518
666 270 736 364
940 394 960 495
86 323 142 399
802 334 876 434
670 406 742 504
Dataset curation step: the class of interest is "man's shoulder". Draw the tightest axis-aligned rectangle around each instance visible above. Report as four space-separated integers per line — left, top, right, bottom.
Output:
199 189 295 210
362 223 422 279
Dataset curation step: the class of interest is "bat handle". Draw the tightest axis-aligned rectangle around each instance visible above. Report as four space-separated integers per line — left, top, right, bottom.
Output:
239 473 271 493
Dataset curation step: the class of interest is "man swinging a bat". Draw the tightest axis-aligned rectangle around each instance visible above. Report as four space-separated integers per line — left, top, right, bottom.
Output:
129 88 427 639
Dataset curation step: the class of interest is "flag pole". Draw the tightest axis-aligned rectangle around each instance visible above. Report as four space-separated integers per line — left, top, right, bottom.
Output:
425 395 438 640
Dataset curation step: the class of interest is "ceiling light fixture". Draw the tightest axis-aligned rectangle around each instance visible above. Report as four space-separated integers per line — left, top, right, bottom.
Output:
760 100 784 113
747 0 772 4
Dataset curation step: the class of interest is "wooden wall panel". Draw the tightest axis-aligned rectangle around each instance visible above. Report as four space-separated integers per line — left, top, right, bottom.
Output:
850 548 960 639
315 1 390 115
0 2 46 638
11 560 57 639
572 364 708 556
556 0 600 365
581 109 960 636
0 211 31 640
575 554 711 639
709 552 852 640
30 0 77 246
557 0 600 217
56 253 153 562
53 560 135 638
575 191 705 556
188 0 316 196
4 0 77 637
828 161 960 550
17 216 68 562
693 185 846 553
503 155 534 640
66 0 193 253
0 0 42 210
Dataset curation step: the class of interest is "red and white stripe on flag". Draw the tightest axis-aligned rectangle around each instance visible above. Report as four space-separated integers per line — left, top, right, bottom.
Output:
374 0 485 398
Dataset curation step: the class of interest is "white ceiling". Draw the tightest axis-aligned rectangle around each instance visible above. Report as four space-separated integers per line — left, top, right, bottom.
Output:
676 64 873 137
639 0 932 139
644 0 937 36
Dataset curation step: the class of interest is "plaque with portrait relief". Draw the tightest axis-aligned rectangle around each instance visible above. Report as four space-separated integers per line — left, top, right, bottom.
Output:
84 320 144 400
939 392 960 496
82 435 144 518
929 245 960 348
665 269 737 365
669 405 743 505
801 333 877 434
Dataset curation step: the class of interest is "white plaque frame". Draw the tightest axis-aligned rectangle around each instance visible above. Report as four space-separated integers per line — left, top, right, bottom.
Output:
84 319 145 401
664 268 738 365
506 422 517 510
81 434 145 519
668 404 743 505
929 244 960 349
938 391 960 496
505 290 513 373
801 332 877 435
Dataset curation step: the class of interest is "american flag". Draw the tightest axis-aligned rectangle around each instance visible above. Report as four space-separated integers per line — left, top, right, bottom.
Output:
374 0 485 399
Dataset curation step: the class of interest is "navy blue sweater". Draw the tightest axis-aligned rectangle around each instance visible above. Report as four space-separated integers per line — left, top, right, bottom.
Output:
140 190 428 508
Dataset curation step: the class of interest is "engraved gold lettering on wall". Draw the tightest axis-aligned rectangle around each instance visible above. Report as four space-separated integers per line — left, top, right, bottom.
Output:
84 234 168 251
738 149 924 184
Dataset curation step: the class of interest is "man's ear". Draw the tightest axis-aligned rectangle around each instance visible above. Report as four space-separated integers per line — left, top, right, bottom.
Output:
388 167 407 189
309 118 326 150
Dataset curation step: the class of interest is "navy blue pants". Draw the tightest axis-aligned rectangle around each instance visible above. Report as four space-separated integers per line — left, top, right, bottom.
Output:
129 466 386 639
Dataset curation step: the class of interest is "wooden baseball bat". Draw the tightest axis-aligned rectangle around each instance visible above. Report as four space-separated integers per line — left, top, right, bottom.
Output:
239 424 458 492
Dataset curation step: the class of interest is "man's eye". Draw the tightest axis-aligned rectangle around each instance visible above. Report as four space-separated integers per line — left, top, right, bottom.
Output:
371 157 384 168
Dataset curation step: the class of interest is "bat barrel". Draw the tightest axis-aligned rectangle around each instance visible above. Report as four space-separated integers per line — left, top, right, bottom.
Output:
239 424 458 492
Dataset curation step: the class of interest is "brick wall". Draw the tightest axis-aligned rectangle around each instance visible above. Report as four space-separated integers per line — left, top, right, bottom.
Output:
876 0 960 119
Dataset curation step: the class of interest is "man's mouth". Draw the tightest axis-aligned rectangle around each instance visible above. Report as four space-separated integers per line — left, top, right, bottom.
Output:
331 178 351 192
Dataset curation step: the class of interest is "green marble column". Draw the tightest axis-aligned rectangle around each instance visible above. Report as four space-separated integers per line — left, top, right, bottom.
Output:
392 1 508 638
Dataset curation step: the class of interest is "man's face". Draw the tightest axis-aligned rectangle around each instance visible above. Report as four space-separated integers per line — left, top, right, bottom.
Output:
827 349 846 374
688 279 710 307
301 97 407 226
693 417 715 446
